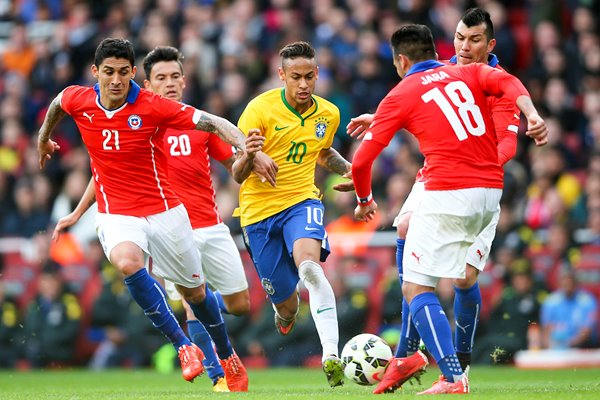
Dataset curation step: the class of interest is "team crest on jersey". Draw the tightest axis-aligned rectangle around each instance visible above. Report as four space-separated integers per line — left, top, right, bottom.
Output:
128 114 142 130
314 117 328 139
261 278 275 295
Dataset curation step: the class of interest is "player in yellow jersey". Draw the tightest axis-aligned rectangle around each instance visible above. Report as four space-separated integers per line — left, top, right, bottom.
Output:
232 41 353 388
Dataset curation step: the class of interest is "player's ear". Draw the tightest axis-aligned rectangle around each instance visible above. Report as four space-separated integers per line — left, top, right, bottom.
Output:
278 66 285 82
487 38 497 53
435 52 439 61
143 79 151 89
131 65 137 78
91 64 98 78
315 65 319 80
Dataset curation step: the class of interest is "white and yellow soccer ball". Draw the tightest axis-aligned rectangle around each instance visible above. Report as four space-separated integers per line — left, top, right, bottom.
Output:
341 333 393 386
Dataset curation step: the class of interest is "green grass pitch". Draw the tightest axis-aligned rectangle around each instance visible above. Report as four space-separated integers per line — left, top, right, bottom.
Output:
1 366 599 399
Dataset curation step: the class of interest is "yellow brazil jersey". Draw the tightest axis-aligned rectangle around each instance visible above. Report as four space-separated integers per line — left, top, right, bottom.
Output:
237 87 340 227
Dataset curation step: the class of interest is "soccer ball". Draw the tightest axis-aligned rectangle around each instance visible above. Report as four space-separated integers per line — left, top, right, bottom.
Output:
341 333 393 386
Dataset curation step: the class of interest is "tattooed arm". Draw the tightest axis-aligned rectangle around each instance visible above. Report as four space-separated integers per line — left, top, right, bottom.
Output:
196 111 247 152
317 147 355 192
317 147 351 175
38 93 66 168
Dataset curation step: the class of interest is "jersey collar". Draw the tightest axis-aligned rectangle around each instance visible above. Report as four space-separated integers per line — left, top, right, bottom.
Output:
449 53 499 67
405 60 445 77
93 80 141 109
280 88 318 126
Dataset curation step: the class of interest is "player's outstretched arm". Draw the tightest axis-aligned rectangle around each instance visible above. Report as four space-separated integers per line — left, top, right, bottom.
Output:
232 129 266 184
195 111 247 152
52 177 96 242
346 113 374 140
516 96 548 146
38 93 65 169
317 148 354 191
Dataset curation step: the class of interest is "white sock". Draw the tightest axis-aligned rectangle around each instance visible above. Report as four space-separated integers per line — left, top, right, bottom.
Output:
298 260 339 361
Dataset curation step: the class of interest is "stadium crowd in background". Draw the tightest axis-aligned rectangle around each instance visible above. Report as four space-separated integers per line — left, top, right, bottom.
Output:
1 0 600 370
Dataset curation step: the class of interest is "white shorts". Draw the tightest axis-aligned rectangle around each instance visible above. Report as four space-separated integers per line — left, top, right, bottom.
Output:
95 204 204 288
465 205 500 271
164 223 248 300
393 180 425 227
403 188 502 287
394 180 499 272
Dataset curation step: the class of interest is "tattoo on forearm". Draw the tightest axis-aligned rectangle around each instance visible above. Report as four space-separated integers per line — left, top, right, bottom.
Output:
39 97 66 141
196 113 246 150
320 149 351 175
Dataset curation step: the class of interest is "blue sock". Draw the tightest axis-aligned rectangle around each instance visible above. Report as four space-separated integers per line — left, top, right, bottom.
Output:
454 282 481 354
214 291 230 315
187 320 224 383
396 298 422 357
187 286 233 360
410 292 463 382
124 269 190 349
396 238 405 281
395 239 421 357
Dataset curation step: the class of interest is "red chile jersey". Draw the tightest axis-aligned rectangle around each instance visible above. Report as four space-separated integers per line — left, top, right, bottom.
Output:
352 60 529 198
60 81 203 216
163 128 233 228
412 55 520 184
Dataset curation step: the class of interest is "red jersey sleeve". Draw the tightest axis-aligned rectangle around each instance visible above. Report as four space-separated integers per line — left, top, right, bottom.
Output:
489 96 519 166
149 93 201 131
351 87 408 200
207 133 234 162
473 63 530 101
367 88 408 146
60 85 88 115
352 140 387 200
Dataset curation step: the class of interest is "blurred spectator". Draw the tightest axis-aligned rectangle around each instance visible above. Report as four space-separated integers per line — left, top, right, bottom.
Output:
540 269 598 349
2 176 50 237
1 20 37 77
473 258 546 364
22 262 81 367
526 222 578 290
0 279 20 368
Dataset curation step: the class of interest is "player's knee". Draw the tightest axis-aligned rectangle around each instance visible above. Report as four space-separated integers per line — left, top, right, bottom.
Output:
114 260 144 277
453 265 479 289
181 284 206 304
298 260 325 286
223 291 250 316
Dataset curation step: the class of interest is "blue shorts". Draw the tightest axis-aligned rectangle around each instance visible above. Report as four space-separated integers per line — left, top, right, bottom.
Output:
242 199 330 304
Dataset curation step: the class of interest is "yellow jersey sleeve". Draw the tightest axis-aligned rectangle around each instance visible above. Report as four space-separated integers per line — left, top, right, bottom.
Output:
236 89 340 227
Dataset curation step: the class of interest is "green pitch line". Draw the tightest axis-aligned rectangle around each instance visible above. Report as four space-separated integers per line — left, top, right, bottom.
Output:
0 366 599 399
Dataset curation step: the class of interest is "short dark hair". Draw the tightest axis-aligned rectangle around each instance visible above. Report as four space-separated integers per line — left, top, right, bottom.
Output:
461 8 494 41
94 38 135 67
143 46 184 79
390 24 436 63
279 41 315 65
